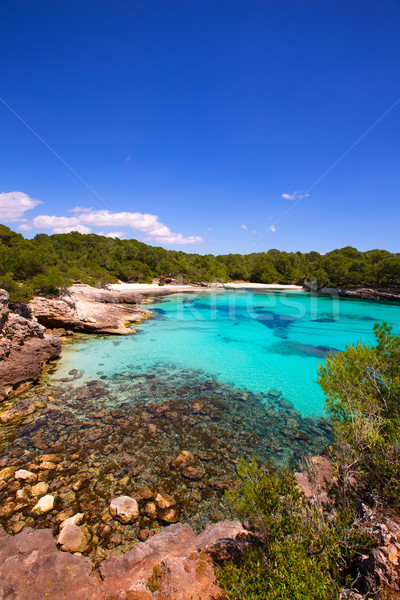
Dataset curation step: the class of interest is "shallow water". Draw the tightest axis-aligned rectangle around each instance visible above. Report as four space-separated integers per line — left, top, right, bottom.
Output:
54 290 400 416
1 290 399 562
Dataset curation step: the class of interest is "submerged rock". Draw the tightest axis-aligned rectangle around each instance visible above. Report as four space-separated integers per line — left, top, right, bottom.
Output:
110 496 139 523
33 494 55 515
15 469 37 483
30 482 49 497
57 513 88 553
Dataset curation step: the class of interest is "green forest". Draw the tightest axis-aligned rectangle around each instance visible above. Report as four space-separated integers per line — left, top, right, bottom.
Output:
0 224 399 301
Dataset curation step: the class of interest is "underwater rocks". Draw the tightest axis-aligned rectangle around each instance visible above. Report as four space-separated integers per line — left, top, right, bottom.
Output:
0 290 61 400
0 364 333 565
57 513 89 552
110 496 140 523
30 284 153 334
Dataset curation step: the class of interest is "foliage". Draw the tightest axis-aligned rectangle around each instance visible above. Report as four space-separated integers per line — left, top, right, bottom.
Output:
318 323 400 503
147 564 162 592
218 460 373 600
0 224 400 301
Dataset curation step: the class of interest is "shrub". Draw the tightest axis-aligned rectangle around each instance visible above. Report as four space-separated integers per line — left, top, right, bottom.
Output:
318 322 400 503
218 460 373 600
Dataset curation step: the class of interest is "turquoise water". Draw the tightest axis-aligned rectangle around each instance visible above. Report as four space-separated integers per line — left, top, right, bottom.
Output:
54 290 400 417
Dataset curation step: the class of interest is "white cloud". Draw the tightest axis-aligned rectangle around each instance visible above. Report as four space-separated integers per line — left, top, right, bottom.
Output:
74 209 203 245
69 206 93 213
105 231 125 239
240 224 247 230
269 225 276 233
0 191 41 221
282 191 309 201
30 207 203 245
208 227 213 231
32 215 91 234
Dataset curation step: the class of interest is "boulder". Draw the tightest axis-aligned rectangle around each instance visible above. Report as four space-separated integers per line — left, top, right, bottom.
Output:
110 496 139 523
15 469 37 483
57 514 88 553
33 494 54 514
171 450 195 469
155 493 176 510
30 482 49 497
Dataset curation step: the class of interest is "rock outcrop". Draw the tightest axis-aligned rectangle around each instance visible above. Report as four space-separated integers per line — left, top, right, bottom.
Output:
0 290 61 400
30 284 153 334
0 520 253 600
303 281 400 303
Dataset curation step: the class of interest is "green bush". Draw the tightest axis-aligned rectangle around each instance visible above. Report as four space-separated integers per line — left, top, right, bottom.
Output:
318 322 400 503
217 460 374 600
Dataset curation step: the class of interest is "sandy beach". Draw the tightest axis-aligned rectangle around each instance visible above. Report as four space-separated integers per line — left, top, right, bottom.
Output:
107 282 304 293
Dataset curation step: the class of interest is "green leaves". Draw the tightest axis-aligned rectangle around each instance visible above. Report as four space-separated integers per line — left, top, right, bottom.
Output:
218 460 373 600
319 322 400 503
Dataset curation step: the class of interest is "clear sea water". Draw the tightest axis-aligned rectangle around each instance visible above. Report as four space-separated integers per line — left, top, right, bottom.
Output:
53 290 400 417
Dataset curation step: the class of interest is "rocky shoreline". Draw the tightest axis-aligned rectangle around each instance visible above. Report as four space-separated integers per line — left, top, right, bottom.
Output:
29 284 154 335
0 519 252 600
1 283 400 598
0 290 61 401
304 281 400 302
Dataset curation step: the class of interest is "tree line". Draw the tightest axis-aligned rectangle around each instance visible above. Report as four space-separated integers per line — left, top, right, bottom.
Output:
0 224 399 301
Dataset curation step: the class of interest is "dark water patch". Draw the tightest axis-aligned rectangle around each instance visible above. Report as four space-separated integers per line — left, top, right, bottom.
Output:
313 317 336 323
269 341 341 358
254 311 299 336
0 366 332 565
152 307 167 315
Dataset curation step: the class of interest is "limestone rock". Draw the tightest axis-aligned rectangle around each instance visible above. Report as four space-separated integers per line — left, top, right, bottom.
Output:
155 493 176 510
0 526 95 600
29 285 152 335
33 494 54 514
15 469 37 483
182 465 205 480
295 456 336 505
110 496 139 523
144 502 157 518
57 513 88 553
0 290 61 399
30 482 49 497
134 486 153 501
0 466 16 480
0 520 250 599
160 508 179 523
171 450 195 469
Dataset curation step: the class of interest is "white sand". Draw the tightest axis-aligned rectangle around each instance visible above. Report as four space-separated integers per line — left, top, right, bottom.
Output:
108 282 304 293
223 282 303 290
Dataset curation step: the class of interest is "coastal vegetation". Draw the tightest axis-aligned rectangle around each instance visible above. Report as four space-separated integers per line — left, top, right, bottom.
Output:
1 224 400 301
218 323 400 599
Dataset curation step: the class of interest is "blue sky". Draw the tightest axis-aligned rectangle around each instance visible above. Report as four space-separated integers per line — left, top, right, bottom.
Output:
1 0 399 254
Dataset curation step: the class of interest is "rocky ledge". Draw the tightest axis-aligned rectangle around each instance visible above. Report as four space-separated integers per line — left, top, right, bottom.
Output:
0 520 253 600
30 284 153 335
304 281 400 302
0 291 61 400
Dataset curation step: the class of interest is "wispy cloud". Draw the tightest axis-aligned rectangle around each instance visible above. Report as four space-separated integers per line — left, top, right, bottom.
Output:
0 191 42 221
241 224 247 230
269 225 276 233
282 191 309 201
